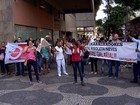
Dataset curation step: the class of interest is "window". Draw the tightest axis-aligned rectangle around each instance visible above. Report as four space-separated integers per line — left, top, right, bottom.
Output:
77 27 84 31
37 28 52 38
85 27 94 31
15 25 37 41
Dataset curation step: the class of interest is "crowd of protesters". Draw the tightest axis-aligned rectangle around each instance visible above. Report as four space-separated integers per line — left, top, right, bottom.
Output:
0 32 139 86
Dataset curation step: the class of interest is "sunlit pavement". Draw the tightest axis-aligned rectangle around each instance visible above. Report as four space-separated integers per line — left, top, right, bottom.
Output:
0 63 139 105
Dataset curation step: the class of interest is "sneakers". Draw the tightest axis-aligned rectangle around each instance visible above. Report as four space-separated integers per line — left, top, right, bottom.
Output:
64 73 68 75
73 81 85 86
29 81 33 85
114 77 118 80
58 74 61 77
58 73 68 76
1 73 4 75
37 80 42 83
91 72 93 74
81 81 85 86
130 80 138 83
73 81 77 84
94 72 97 75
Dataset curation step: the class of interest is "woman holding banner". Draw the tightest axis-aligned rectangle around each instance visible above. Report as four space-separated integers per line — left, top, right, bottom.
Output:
16 37 25 76
108 34 121 80
23 40 40 83
41 39 51 74
127 33 140 85
0 41 10 75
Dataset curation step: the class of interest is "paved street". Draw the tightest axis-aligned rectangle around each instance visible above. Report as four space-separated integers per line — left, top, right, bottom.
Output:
0 64 139 105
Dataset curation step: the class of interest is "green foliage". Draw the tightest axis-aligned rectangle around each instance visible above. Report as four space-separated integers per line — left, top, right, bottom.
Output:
103 4 135 34
94 0 102 14
114 0 140 11
96 19 103 26
96 0 140 36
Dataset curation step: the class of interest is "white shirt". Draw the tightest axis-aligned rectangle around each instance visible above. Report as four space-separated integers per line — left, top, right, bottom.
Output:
55 46 64 60
88 37 95 45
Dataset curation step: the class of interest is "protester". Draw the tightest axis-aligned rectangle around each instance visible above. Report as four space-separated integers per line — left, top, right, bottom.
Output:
127 33 140 85
0 41 10 75
108 34 121 80
16 37 25 76
90 58 98 74
54 40 68 77
23 40 40 83
45 35 52 71
89 38 98 75
41 39 51 74
77 40 89 76
99 37 108 75
65 40 85 86
34 38 42 73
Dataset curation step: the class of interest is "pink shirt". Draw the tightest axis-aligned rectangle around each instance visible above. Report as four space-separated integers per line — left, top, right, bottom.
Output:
26 47 36 61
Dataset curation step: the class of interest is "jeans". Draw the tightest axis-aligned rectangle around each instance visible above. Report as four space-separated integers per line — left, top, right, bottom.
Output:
90 58 98 72
36 54 42 72
0 60 9 73
133 61 140 82
16 62 24 75
108 60 120 78
27 60 39 81
48 56 51 69
81 57 88 75
100 59 108 72
72 61 83 82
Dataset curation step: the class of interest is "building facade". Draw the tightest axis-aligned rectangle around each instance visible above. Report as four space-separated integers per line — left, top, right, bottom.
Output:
76 13 95 38
0 0 95 43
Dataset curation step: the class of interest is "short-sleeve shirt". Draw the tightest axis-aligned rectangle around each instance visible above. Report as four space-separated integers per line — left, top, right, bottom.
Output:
55 46 64 60
26 46 36 61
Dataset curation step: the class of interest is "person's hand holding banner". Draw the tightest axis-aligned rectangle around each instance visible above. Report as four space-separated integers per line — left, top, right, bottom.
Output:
36 38 51 52
5 43 27 64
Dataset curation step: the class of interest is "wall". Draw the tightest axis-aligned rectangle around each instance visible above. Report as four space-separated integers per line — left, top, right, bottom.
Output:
65 14 77 39
13 0 53 29
76 13 94 27
0 0 14 42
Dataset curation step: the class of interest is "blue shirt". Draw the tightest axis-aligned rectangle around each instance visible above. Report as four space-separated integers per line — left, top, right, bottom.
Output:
132 38 140 61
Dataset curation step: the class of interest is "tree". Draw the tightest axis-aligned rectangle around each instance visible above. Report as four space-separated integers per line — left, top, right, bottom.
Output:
103 3 136 36
96 19 104 36
101 0 140 37
96 19 103 26
94 0 102 14
114 0 140 11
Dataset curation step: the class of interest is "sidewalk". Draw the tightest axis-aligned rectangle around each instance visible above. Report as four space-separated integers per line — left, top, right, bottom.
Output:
0 63 139 105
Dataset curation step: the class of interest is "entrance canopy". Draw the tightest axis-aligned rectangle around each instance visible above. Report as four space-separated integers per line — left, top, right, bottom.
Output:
45 0 93 13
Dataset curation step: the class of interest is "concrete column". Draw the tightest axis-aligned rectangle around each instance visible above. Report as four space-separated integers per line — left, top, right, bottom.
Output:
0 0 14 42
92 0 96 33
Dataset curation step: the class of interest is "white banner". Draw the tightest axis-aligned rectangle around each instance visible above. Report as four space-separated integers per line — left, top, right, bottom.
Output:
86 42 137 62
5 43 27 64
36 38 51 52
